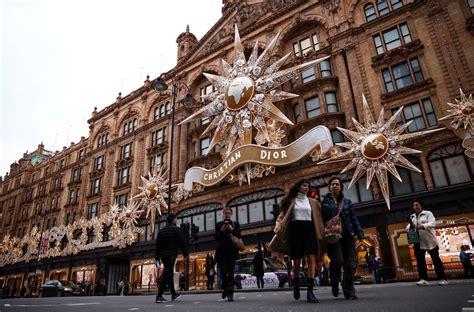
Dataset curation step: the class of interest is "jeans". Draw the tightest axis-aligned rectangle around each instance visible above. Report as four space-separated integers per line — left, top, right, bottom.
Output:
158 256 177 297
327 235 356 297
413 244 446 280
218 257 235 295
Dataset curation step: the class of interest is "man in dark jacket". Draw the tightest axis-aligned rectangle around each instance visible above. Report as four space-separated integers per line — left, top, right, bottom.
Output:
155 213 188 303
215 207 241 302
321 176 364 300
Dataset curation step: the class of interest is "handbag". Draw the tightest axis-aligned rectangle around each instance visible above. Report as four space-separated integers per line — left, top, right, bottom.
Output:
324 198 344 244
229 234 245 251
407 228 420 244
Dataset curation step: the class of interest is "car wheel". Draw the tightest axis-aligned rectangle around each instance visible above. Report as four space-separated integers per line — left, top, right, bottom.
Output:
279 277 289 288
57 290 62 297
38 292 43 298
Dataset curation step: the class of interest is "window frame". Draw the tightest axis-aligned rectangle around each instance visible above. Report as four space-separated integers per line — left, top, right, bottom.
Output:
391 98 437 133
382 57 424 92
373 22 412 55
304 96 321 119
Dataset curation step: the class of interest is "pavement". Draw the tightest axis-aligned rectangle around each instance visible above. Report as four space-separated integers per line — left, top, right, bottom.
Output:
1 279 473 312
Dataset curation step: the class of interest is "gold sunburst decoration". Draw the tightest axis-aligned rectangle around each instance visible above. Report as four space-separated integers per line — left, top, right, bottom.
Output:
180 24 329 160
319 95 443 209
439 88 474 158
133 165 168 237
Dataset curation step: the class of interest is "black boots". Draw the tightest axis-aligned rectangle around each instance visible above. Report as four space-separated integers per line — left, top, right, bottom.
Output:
293 278 300 300
306 278 319 303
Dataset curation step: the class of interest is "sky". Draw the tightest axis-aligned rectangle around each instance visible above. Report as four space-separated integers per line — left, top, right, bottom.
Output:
1 0 222 176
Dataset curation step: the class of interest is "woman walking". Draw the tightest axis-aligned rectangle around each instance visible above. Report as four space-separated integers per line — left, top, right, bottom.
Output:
321 176 364 300
407 199 448 286
253 245 265 288
270 179 325 303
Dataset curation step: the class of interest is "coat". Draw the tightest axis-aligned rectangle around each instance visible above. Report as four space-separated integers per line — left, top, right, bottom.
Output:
406 210 438 250
252 250 265 277
155 223 189 261
215 220 242 261
321 192 364 240
269 197 326 257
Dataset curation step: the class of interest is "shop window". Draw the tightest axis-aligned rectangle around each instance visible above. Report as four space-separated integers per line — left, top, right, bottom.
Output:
228 189 285 223
428 143 474 188
305 96 321 119
373 22 411 55
176 203 222 233
391 98 437 133
388 156 426 196
382 58 424 92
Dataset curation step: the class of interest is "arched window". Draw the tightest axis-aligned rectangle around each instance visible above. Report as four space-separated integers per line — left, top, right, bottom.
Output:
228 189 285 225
364 3 377 22
165 101 171 115
154 107 160 120
308 173 373 204
388 156 426 196
175 203 223 233
160 105 165 118
428 143 474 188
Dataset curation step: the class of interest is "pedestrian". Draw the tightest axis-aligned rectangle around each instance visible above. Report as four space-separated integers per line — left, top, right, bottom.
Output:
370 255 379 284
205 253 216 290
118 279 124 296
270 179 326 303
215 207 242 302
252 245 265 288
406 199 448 286
155 213 189 303
459 245 473 278
321 176 364 300
320 263 329 286
179 272 186 291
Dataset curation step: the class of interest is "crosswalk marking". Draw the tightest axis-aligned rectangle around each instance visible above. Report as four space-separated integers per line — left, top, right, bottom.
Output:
462 308 474 311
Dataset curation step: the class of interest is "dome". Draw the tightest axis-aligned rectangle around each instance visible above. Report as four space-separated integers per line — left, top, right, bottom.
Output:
176 25 197 43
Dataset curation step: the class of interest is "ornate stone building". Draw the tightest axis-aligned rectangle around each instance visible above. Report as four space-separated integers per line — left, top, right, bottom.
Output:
1 0 473 295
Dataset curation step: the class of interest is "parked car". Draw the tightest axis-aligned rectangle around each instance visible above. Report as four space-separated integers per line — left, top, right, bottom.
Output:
39 280 85 297
234 257 307 289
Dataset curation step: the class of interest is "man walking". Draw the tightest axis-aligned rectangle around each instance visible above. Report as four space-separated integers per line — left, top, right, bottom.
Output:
155 213 189 303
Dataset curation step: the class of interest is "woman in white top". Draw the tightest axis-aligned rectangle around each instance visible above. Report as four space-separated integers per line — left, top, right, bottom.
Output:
271 180 325 303
407 199 448 286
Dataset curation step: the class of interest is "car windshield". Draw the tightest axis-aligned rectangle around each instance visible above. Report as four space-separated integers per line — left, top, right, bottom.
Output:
60 281 75 287
266 258 286 270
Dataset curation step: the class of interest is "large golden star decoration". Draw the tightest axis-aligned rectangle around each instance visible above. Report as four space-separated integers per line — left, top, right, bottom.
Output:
439 89 474 158
319 95 443 209
133 165 169 237
180 25 329 174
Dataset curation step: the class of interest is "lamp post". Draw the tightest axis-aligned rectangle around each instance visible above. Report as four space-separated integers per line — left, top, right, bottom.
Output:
32 213 45 296
153 75 196 214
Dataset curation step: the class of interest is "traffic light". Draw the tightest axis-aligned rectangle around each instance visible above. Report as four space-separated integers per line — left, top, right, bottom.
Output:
191 224 199 242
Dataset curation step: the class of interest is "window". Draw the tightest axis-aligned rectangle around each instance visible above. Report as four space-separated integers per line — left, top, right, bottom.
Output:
391 98 437 132
301 67 316 83
121 143 133 159
91 178 101 195
97 133 109 148
470 0 474 14
59 159 66 169
201 117 210 125
331 129 344 144
149 153 165 172
228 189 284 223
44 166 49 176
373 22 411 55
292 33 320 57
151 128 166 146
116 193 129 208
310 175 373 204
382 58 424 92
88 203 98 219
364 3 377 21
200 84 214 98
428 144 474 188
78 149 85 160
200 137 210 156
69 190 76 204
123 118 138 135
72 167 83 182
118 166 131 185
293 104 302 123
305 97 321 119
154 107 160 120
31 173 36 183
365 0 404 22
94 155 104 171
165 102 171 115
325 92 338 113
388 156 426 196
320 60 332 77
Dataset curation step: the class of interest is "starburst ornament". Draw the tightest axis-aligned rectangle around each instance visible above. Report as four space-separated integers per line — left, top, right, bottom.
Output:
134 165 169 237
180 24 329 158
439 89 474 158
319 95 443 209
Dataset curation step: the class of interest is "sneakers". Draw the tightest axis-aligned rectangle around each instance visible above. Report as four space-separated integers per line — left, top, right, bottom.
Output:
155 296 167 303
172 294 182 301
438 279 449 286
416 279 429 286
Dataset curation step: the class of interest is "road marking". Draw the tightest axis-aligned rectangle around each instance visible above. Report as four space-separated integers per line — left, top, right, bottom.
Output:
239 296 246 299
4 304 10 307
468 300 474 303
164 305 174 307
129 308 140 311
193 302 200 304
257 294 263 297
462 308 474 311
218 299 226 302
63 303 101 306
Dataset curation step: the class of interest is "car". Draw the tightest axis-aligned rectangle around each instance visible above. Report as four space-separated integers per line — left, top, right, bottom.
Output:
234 257 307 289
39 280 85 297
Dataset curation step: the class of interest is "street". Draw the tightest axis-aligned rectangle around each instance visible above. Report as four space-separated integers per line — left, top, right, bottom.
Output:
1 280 473 312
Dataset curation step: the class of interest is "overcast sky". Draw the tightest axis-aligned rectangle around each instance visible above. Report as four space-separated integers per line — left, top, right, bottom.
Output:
1 0 222 176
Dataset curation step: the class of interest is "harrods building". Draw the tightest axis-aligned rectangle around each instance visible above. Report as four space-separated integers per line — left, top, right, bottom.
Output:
1 0 474 296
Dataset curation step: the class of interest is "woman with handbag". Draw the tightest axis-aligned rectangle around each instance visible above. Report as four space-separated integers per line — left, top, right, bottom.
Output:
270 179 325 303
215 207 242 302
321 176 364 300
406 199 448 286
252 245 265 288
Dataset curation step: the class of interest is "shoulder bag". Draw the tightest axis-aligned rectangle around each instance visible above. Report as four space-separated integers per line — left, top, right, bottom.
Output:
324 198 344 244
229 233 245 251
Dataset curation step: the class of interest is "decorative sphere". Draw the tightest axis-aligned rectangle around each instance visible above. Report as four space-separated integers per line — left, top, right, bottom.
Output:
461 105 473 115
145 183 158 200
360 133 389 160
225 76 255 110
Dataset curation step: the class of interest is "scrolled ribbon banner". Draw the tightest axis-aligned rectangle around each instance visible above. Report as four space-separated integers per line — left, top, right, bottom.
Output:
183 126 333 191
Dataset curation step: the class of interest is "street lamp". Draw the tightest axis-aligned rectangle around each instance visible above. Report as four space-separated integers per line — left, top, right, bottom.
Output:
153 76 196 214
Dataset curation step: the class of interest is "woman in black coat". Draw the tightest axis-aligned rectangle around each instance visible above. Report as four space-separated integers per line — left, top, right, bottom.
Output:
252 246 265 288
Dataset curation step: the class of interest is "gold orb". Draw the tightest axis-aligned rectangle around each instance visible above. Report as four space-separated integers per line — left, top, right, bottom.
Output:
461 105 473 115
145 183 158 200
360 133 389 160
225 76 255 110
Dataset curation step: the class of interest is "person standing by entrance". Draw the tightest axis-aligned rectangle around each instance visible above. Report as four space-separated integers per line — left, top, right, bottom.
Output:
215 207 242 302
407 199 448 286
252 245 265 288
155 213 189 303
322 176 364 300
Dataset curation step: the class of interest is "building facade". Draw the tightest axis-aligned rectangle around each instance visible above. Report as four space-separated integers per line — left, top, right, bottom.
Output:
1 0 474 295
